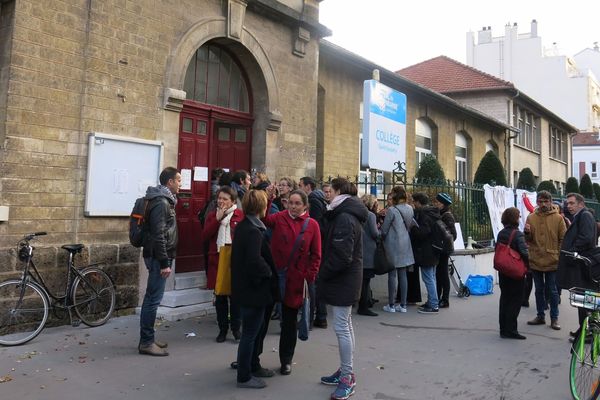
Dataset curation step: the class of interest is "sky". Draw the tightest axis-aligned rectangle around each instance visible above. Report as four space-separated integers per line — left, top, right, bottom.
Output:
319 0 600 72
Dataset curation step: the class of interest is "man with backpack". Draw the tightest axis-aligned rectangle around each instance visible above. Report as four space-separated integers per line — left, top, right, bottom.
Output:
138 167 181 356
433 193 457 309
410 192 442 314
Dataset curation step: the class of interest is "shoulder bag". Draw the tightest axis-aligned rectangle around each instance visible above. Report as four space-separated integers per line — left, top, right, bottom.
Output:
493 229 527 280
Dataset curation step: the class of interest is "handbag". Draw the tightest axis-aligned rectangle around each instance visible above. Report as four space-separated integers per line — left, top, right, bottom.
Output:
493 229 527 280
374 237 395 275
297 280 310 341
214 245 232 295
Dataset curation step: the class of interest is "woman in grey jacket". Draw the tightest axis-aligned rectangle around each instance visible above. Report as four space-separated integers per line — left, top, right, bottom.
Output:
358 195 380 316
380 186 415 313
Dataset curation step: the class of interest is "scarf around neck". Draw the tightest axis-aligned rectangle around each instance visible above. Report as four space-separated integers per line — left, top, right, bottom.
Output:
216 205 237 252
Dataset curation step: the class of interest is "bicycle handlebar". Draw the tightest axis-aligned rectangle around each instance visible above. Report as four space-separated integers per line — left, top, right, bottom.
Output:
22 232 47 242
561 250 592 266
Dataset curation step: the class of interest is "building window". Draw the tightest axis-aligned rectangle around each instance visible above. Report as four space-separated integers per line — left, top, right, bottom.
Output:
592 162 598 178
549 125 567 162
513 104 540 151
415 118 433 172
183 44 250 113
455 132 468 182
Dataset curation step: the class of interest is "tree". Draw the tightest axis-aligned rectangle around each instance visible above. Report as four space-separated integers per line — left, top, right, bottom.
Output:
593 183 600 203
537 180 557 194
473 151 507 186
565 176 580 195
516 168 536 191
415 154 445 182
580 174 594 198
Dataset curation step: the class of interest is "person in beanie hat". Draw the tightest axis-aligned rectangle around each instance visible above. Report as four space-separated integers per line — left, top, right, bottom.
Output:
432 192 457 309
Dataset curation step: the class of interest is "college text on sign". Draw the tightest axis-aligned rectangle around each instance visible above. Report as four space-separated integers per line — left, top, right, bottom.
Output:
361 80 407 172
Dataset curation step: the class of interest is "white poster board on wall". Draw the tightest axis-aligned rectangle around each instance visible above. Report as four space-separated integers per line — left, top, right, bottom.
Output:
84 132 163 216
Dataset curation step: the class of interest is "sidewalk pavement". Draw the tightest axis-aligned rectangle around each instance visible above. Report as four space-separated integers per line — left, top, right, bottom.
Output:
0 289 578 400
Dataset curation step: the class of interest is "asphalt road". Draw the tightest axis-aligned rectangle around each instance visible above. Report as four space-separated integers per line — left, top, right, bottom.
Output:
0 288 579 400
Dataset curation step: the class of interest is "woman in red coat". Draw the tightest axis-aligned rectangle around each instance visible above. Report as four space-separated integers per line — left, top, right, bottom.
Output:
202 186 244 343
264 189 321 375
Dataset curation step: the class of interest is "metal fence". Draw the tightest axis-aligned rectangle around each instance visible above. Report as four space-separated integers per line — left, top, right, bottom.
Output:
321 170 600 245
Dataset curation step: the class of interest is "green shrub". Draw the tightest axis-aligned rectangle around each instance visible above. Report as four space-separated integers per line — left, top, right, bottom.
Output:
594 183 600 202
516 168 536 191
537 180 557 194
580 174 594 199
565 176 580 194
473 151 507 186
415 154 445 183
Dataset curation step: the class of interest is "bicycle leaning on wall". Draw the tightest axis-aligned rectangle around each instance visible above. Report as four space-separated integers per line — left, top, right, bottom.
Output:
0 232 116 346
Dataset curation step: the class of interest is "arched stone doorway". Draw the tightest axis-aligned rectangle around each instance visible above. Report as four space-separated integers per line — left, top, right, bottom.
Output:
165 18 282 273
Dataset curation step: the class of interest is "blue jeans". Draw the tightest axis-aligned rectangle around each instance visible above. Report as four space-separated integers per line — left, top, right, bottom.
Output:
420 266 438 309
532 270 559 319
332 305 355 377
388 267 408 306
139 257 168 346
237 306 267 383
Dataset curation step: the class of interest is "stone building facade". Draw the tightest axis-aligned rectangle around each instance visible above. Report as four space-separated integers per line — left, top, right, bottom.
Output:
0 0 327 313
398 56 576 190
318 42 511 182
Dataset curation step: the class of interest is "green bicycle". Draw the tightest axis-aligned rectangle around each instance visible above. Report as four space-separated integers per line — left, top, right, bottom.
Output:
566 250 600 400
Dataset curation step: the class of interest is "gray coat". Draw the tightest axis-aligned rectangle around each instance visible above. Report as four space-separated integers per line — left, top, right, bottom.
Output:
381 204 415 268
362 211 380 269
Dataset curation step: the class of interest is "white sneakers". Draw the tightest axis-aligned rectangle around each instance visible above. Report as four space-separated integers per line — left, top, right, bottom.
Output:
383 304 407 313
382 304 396 313
394 304 407 313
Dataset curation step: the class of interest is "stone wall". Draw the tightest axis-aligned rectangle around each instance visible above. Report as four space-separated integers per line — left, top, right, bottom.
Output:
0 0 323 314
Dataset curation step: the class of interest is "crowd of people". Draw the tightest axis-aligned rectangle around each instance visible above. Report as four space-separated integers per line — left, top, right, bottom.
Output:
137 167 600 399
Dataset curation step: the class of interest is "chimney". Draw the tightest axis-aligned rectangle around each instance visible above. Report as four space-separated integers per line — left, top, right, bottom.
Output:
531 19 537 37
478 25 492 44
594 41 599 51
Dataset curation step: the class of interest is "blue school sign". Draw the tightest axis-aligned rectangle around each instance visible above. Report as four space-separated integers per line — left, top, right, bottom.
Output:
361 80 406 171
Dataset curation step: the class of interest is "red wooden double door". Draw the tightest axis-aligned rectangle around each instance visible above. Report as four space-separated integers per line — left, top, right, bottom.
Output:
175 102 252 273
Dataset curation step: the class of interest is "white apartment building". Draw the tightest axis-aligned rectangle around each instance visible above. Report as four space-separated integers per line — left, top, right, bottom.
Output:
466 20 600 132
572 131 600 185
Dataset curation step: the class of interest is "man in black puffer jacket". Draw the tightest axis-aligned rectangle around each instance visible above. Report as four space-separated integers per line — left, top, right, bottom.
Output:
317 178 367 400
410 192 441 314
139 167 180 357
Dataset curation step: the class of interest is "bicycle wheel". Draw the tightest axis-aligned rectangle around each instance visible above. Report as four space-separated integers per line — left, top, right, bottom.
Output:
0 280 49 346
570 330 600 400
71 267 115 327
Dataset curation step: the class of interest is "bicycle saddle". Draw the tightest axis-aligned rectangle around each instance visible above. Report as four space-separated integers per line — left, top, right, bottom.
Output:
61 244 84 253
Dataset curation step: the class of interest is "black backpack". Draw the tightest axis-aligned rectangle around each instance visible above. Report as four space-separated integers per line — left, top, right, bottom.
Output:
432 219 454 256
129 197 150 248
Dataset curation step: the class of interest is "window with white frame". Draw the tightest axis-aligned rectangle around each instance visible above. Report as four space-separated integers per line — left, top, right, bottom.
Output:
455 132 468 182
513 104 540 151
415 118 433 172
592 162 598 178
549 125 567 162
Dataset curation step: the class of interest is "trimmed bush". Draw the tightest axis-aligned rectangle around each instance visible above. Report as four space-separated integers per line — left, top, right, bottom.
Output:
537 180 557 194
473 151 507 186
516 168 536 191
580 174 594 199
415 154 445 182
593 183 600 202
565 176 580 194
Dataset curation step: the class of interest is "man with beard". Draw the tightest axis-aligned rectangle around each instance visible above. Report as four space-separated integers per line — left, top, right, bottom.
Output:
524 191 566 330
